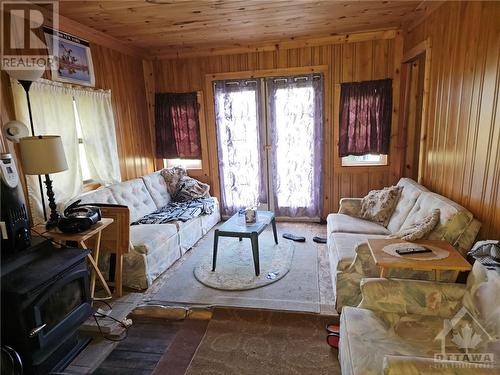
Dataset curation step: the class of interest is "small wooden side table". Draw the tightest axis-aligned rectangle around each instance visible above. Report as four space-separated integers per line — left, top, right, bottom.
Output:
33 218 114 300
367 238 472 281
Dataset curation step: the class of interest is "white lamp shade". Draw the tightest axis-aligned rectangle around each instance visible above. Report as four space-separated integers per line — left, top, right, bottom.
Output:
3 64 45 81
19 136 68 175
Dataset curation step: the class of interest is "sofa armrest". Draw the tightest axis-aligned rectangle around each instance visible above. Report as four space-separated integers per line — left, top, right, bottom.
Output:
338 198 362 216
383 355 498 374
358 278 466 318
86 206 131 255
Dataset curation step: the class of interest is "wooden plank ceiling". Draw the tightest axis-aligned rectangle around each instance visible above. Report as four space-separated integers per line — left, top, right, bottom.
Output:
56 0 425 58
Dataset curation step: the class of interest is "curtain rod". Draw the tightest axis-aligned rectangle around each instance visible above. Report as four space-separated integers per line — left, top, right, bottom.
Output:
216 74 322 86
22 78 111 94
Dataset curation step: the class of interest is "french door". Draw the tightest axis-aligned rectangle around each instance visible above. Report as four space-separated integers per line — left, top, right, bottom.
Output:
214 74 323 220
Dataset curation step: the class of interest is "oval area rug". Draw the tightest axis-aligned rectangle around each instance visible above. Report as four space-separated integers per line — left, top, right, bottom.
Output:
194 237 295 291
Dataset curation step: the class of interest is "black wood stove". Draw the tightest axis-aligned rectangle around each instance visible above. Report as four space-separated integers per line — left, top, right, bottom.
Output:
1 238 92 374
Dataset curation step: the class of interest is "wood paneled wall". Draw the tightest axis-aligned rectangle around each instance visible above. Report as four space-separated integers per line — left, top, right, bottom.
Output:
154 33 403 218
404 1 500 239
90 44 154 180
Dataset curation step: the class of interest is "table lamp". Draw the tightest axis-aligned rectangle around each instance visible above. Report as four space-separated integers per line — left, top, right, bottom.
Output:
19 136 68 229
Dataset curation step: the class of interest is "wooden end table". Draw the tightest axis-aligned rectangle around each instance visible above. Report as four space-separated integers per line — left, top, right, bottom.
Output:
33 218 114 300
367 238 472 281
212 211 278 276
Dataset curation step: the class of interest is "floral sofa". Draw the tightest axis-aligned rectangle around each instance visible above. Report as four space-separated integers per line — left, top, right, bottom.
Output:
327 178 481 311
70 170 220 289
339 261 500 374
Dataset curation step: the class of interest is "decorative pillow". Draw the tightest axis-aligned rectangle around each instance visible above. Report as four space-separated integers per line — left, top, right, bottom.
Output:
394 208 441 241
161 166 187 196
173 175 210 202
359 186 402 227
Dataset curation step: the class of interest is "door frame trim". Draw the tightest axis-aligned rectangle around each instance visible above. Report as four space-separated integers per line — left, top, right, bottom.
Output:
204 65 329 203
400 39 432 183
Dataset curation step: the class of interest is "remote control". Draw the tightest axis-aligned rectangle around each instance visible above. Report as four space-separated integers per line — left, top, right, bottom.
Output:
396 247 432 255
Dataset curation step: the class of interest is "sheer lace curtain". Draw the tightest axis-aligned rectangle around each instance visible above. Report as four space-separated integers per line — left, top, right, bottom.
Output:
267 75 324 218
73 90 121 185
11 78 81 224
214 79 267 216
11 79 121 224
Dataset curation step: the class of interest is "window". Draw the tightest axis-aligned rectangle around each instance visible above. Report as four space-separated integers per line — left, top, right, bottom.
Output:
72 99 92 182
339 79 392 166
342 154 388 166
155 92 202 164
164 158 202 169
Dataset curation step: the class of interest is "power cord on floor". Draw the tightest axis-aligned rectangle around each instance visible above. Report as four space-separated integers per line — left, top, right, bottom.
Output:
92 300 131 342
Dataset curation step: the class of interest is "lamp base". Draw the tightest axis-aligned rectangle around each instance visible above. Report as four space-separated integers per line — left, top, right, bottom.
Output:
43 174 61 230
45 215 60 230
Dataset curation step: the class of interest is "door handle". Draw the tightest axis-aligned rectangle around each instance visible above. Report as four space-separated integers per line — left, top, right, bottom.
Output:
28 323 47 338
264 145 272 150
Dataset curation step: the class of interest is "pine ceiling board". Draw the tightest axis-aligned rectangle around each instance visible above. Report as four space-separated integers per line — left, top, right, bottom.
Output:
56 1 424 55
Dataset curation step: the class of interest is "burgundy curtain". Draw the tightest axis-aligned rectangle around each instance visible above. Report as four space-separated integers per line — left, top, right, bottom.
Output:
155 92 202 159
339 79 392 157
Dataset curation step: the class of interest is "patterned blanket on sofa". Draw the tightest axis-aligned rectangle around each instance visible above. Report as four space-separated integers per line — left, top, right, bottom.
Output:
132 197 215 225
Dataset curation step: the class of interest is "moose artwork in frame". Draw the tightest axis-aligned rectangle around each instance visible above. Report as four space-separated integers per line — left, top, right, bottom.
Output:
44 27 95 87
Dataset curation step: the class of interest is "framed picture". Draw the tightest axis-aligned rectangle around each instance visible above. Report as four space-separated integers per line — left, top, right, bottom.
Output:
44 27 95 87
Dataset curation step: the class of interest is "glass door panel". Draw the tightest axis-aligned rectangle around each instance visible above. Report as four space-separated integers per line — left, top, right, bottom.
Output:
214 79 267 217
266 75 323 219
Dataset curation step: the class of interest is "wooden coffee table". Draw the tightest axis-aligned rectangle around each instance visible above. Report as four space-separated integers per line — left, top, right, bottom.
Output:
367 238 472 281
212 211 278 276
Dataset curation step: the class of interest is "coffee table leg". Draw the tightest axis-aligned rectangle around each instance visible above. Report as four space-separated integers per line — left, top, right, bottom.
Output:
271 216 278 244
212 230 219 272
251 232 260 276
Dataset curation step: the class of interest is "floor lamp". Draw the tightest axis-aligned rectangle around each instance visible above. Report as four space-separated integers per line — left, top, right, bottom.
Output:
4 67 48 221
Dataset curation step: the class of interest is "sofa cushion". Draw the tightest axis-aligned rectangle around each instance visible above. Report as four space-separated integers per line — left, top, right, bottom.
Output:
340 306 451 375
109 178 157 222
130 223 178 255
329 233 387 272
71 187 118 206
327 213 391 236
142 171 172 209
462 262 500 341
401 192 473 244
171 218 203 255
387 178 429 233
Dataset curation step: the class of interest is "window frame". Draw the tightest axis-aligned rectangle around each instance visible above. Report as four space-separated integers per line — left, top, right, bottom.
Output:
72 98 93 184
158 91 208 172
164 158 203 170
341 154 388 167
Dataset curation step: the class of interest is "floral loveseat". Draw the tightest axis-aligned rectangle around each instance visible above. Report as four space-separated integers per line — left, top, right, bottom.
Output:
70 170 220 289
327 178 481 311
339 261 500 374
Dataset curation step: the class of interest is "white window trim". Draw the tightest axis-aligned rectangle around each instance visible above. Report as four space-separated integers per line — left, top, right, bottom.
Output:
341 154 388 167
164 158 203 170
